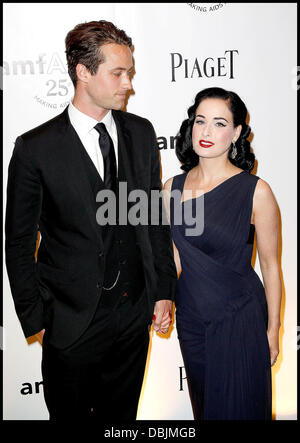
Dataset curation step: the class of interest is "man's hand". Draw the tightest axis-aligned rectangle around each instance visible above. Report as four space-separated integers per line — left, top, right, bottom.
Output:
152 300 173 334
35 329 45 345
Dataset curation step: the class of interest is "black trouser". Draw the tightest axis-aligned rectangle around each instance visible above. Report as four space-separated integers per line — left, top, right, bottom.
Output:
41 288 150 421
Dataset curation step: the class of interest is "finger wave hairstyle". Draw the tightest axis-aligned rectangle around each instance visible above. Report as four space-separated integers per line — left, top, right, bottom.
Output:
175 87 255 172
65 20 132 87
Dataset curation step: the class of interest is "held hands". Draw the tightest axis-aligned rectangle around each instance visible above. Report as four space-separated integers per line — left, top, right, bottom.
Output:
152 300 173 335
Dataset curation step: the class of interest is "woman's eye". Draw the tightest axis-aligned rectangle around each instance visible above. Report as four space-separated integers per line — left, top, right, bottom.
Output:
216 122 226 127
195 120 205 125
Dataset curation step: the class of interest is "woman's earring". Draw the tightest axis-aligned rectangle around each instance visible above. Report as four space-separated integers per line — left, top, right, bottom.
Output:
231 141 237 159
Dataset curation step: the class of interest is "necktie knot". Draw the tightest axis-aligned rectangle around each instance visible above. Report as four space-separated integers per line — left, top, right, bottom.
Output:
94 122 108 137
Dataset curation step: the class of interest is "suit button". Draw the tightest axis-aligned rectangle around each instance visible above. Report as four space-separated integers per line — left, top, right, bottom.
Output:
120 259 126 265
96 282 102 289
98 252 104 258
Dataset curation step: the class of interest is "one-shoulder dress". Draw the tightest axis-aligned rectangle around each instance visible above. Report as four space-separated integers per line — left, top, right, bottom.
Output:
170 171 272 420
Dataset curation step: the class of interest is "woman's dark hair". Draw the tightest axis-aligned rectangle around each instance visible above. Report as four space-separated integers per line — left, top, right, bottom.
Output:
175 87 255 172
65 20 132 87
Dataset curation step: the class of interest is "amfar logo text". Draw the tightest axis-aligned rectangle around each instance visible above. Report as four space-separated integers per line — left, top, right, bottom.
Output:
20 381 44 395
187 3 226 13
3 53 67 76
3 53 73 109
170 49 239 82
157 135 176 150
19 368 187 395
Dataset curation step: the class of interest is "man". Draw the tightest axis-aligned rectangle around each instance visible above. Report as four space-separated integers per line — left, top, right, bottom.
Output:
5 20 177 421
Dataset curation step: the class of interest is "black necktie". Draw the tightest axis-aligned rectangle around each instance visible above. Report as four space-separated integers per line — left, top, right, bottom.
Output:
94 122 117 191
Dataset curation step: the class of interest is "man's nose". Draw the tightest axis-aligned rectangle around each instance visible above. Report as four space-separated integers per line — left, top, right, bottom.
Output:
122 74 132 90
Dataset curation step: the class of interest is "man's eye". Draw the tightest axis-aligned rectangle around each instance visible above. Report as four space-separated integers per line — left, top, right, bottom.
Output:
113 72 122 77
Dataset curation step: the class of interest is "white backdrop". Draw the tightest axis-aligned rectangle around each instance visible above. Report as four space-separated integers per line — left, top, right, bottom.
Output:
3 3 297 420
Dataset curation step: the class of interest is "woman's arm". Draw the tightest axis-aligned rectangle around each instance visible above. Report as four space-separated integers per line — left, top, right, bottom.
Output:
172 242 182 277
253 179 282 366
163 177 182 277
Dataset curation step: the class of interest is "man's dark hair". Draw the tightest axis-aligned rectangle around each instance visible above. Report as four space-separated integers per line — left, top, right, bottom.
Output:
65 20 132 87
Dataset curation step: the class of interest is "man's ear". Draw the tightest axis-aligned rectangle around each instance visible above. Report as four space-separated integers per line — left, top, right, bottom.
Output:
75 63 90 84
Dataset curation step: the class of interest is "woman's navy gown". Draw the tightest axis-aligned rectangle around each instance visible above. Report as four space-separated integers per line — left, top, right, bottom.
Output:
170 171 272 420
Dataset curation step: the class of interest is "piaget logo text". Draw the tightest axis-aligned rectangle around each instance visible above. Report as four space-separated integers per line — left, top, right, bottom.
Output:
170 49 239 82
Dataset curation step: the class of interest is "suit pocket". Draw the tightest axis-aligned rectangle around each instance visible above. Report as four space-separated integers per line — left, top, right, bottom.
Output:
37 262 77 284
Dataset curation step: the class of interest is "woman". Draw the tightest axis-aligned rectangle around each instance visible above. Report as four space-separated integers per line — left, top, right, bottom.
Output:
164 87 282 420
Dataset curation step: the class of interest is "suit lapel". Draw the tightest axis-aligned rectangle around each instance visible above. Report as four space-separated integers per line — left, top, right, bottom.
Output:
113 110 137 192
113 110 148 245
57 107 103 248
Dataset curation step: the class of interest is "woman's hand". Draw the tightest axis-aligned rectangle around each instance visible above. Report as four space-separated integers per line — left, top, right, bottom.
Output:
152 300 173 334
157 310 173 335
267 327 280 366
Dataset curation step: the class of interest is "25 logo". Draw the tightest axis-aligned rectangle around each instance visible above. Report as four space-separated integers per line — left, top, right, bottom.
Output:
46 79 70 96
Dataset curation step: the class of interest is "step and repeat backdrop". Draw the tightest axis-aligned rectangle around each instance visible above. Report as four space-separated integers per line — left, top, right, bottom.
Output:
3 3 297 420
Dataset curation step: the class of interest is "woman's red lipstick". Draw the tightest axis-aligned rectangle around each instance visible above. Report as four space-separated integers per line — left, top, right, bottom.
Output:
199 140 214 148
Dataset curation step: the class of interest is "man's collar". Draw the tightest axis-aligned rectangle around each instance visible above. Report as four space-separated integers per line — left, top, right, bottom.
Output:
68 101 113 134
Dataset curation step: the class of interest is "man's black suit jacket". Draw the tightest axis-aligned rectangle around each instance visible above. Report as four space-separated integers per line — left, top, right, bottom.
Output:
5 107 177 349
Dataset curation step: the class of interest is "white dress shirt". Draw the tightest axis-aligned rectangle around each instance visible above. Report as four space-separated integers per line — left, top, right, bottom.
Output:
68 101 118 180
